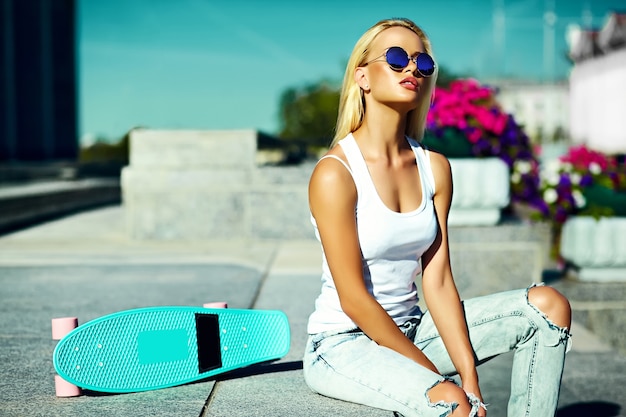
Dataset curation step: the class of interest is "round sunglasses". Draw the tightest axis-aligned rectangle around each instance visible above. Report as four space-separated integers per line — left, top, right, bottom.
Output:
364 46 436 78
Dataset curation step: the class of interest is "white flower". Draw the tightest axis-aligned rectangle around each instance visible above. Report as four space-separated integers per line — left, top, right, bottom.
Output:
514 160 532 174
543 188 558 204
561 162 573 172
570 172 582 185
540 160 562 185
589 162 602 175
511 172 522 184
572 189 586 208
545 160 561 174
546 172 561 186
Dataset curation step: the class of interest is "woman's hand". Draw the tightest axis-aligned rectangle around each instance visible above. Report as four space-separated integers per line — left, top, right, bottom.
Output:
462 379 487 417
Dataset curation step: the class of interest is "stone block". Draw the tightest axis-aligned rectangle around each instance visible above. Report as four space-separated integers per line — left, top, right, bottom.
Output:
122 129 317 240
252 163 316 185
129 129 257 169
122 166 252 239
449 222 552 271
447 223 550 299
249 188 312 240
551 279 626 354
449 243 543 299
416 222 551 300
124 190 247 240
122 169 251 191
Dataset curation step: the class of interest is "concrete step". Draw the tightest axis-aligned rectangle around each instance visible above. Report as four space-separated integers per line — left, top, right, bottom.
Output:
442 221 552 299
0 179 120 234
551 278 626 355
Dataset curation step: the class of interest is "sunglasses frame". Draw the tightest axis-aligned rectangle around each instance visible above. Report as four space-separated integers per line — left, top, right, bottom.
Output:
364 46 436 78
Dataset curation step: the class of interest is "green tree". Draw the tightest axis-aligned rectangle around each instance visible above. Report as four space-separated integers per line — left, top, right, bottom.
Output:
278 80 340 150
79 136 128 164
436 64 467 87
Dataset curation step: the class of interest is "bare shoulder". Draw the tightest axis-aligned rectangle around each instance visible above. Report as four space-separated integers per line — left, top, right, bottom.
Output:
310 147 351 187
428 149 451 172
427 150 452 189
309 146 356 213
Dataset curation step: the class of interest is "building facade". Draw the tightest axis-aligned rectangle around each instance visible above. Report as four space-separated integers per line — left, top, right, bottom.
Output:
493 80 570 144
1 0 77 162
567 11 626 155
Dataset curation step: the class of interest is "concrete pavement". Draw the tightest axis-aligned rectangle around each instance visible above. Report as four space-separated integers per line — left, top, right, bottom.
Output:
0 206 624 416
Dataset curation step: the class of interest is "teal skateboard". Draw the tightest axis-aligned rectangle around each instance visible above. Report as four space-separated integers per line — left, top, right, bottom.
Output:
52 306 290 395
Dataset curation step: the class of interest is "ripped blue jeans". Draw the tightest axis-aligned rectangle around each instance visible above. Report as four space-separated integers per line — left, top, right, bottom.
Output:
303 285 571 417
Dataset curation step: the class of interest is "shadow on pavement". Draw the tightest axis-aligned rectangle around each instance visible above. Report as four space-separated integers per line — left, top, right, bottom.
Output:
76 361 304 397
218 360 303 380
557 401 621 417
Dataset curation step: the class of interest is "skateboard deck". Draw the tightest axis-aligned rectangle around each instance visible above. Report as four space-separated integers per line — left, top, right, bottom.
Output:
53 306 290 393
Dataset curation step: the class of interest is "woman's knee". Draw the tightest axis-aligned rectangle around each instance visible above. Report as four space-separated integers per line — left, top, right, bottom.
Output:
527 286 571 328
427 381 471 415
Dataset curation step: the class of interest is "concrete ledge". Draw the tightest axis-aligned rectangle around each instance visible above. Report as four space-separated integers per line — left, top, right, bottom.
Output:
0 179 120 234
437 222 551 299
122 129 314 240
551 279 626 355
129 129 257 169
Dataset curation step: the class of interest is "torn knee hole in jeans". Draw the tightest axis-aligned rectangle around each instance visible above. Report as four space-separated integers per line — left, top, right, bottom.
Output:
525 283 573 352
421 378 488 417
424 379 458 417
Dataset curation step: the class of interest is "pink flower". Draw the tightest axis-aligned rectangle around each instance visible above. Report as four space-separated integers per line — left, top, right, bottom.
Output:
559 145 615 172
467 128 482 143
492 115 508 135
474 108 495 131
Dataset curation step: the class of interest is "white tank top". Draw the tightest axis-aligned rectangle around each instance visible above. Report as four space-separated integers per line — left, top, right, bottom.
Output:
307 133 438 334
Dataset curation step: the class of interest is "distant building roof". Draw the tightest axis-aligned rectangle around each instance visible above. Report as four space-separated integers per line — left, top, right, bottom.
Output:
568 11 626 62
598 11 626 52
569 28 602 62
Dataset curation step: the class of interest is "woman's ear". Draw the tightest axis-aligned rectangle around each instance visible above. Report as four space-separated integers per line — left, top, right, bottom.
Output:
354 68 369 91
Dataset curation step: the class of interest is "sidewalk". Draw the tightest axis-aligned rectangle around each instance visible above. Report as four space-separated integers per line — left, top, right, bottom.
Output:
0 206 624 416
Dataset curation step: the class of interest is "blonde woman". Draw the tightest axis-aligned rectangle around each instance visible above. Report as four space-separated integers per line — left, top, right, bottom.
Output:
303 18 571 417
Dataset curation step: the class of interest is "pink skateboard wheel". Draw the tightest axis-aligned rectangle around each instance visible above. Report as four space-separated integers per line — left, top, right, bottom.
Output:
203 302 228 309
55 374 81 397
51 317 78 340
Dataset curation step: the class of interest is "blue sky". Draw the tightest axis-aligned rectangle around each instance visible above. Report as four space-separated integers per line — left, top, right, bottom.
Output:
78 0 624 143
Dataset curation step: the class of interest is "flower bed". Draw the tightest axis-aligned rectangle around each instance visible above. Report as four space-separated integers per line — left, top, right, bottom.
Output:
422 78 626 262
423 79 542 209
423 79 626 222
533 145 626 224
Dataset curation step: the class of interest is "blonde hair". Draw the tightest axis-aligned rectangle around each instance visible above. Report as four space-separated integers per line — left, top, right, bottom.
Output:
331 18 438 148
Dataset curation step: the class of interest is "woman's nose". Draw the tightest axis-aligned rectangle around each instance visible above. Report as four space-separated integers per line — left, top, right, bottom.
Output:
405 58 420 76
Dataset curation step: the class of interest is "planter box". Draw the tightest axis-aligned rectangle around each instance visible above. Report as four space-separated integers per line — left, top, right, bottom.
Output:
560 216 626 282
448 158 510 226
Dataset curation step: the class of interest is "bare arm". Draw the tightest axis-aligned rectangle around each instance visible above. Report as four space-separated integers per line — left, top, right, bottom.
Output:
309 155 439 373
421 152 483 398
